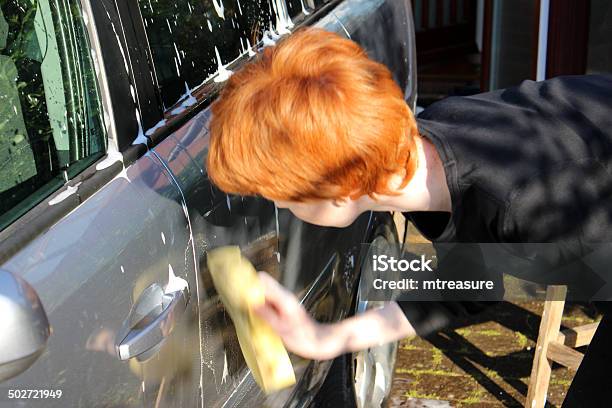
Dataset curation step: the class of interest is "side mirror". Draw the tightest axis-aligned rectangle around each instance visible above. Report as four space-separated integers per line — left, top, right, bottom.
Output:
0 269 50 382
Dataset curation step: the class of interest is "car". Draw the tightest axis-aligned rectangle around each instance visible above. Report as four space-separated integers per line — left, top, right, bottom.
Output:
0 0 416 406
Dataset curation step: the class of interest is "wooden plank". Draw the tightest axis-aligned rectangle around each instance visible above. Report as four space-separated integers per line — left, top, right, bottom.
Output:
406 221 432 244
557 322 600 348
546 342 584 372
393 212 407 245
524 285 567 408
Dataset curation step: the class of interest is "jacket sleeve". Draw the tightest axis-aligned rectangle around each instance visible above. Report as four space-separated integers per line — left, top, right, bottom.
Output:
397 300 493 337
395 242 501 337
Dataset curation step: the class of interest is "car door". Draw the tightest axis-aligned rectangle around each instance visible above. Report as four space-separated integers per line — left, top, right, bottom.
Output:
126 0 363 406
126 1 294 406
332 0 417 110
126 0 416 406
0 1 202 406
271 2 417 406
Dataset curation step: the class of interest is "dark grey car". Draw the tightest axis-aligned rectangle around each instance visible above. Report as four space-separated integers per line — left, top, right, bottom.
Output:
0 0 416 406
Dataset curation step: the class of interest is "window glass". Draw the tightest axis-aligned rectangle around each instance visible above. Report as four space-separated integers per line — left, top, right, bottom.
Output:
587 0 612 75
285 0 318 18
488 0 537 90
139 0 294 110
0 0 106 230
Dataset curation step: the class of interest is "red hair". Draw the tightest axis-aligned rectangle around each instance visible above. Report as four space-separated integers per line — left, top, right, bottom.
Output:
207 27 418 202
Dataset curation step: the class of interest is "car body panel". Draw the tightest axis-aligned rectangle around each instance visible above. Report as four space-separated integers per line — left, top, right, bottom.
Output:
1 152 201 407
0 0 415 407
147 1 415 407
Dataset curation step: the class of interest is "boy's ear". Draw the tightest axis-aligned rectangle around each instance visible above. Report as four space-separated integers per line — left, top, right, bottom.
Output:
331 196 351 207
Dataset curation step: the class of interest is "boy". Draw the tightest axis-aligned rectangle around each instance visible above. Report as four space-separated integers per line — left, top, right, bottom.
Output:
207 28 612 405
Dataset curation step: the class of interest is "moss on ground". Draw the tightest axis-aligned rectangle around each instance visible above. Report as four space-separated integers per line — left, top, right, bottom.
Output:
390 224 600 407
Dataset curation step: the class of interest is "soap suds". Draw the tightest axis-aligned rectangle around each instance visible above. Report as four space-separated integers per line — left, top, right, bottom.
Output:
221 351 229 383
164 264 188 294
132 132 148 146
49 183 81 205
145 119 167 136
300 0 310 15
96 147 123 171
262 31 276 47
171 83 198 115
246 38 256 57
213 46 233 82
212 0 224 19
113 166 131 183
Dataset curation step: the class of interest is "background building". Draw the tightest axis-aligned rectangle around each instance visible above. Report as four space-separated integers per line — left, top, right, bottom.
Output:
413 0 612 107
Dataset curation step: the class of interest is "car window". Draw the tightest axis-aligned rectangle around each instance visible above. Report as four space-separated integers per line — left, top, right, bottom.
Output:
285 0 327 18
138 0 296 110
285 0 310 17
0 0 106 230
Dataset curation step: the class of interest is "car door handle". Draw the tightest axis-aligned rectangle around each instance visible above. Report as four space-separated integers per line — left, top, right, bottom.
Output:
0 269 50 382
115 283 189 361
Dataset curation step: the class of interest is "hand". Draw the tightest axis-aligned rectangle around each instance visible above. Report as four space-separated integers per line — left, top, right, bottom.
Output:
253 272 342 360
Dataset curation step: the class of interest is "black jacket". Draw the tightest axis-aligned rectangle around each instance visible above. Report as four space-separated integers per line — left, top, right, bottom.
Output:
399 75 612 335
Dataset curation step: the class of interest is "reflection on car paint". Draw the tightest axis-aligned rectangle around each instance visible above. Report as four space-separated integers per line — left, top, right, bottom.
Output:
2 150 203 406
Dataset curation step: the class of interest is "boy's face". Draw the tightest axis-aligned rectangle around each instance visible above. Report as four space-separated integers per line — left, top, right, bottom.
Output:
274 198 362 228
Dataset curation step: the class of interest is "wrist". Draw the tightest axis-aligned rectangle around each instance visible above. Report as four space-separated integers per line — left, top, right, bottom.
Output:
313 322 349 360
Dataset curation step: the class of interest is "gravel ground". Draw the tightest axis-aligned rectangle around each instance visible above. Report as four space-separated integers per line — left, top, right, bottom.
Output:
388 221 602 407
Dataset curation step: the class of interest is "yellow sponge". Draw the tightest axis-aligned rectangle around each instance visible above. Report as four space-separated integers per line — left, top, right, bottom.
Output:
206 246 296 393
